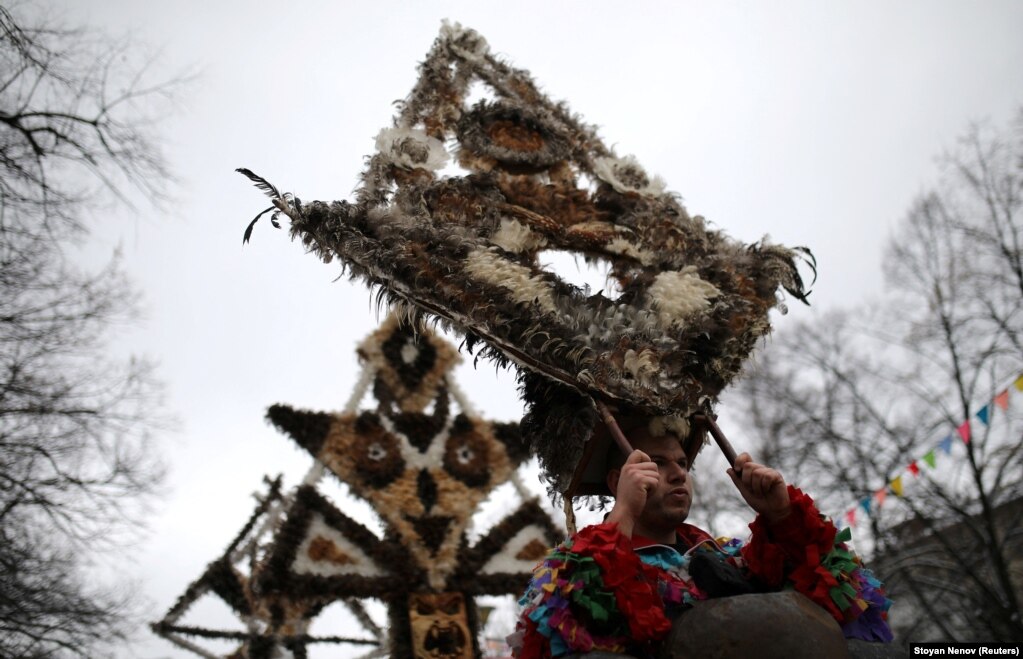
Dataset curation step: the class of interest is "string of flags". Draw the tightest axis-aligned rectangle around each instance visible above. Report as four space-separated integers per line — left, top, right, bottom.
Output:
840 371 1023 528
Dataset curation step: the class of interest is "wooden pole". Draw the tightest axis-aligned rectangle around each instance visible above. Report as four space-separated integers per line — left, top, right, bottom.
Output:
693 414 739 470
594 400 633 456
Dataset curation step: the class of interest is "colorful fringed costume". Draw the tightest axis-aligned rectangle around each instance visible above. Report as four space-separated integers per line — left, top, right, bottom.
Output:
511 486 892 658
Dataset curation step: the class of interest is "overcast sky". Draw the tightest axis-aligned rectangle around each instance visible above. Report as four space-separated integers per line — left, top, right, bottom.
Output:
41 1 1023 656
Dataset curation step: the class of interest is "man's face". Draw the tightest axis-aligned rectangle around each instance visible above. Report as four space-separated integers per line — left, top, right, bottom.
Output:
618 430 694 532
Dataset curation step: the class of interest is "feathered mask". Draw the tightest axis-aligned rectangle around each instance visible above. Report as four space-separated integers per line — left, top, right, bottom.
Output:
239 22 813 495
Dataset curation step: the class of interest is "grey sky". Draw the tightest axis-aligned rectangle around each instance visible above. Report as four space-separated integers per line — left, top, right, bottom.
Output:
46 1 1023 656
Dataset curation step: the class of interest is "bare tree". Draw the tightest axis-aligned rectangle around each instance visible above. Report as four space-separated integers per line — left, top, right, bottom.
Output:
0 4 182 657
735 112 1023 645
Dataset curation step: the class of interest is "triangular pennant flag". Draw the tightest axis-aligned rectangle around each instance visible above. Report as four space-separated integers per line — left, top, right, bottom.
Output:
939 435 954 455
859 496 872 515
1015 374 1023 392
957 420 971 444
922 450 937 469
891 476 904 497
908 461 920 477
993 389 1010 411
845 509 857 527
874 487 888 507
976 405 990 426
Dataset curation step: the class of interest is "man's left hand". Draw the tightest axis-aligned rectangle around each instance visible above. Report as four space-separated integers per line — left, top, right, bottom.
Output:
727 453 791 525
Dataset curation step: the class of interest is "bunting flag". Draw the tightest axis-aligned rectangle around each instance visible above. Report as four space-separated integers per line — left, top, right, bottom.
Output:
836 369 1021 521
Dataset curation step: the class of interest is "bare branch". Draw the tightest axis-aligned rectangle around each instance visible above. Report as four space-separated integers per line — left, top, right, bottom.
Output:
0 5 181 656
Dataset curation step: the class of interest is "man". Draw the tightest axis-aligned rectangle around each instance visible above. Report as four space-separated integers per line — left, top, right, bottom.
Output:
511 418 892 658
606 423 791 544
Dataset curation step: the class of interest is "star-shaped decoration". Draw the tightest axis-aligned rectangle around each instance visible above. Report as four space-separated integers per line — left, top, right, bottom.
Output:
155 317 562 658
263 315 561 657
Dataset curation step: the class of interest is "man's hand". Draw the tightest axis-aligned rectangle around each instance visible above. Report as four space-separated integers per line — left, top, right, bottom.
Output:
727 453 791 525
606 449 658 537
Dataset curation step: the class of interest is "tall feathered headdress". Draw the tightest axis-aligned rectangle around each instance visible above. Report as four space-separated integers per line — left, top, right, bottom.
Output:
239 22 813 496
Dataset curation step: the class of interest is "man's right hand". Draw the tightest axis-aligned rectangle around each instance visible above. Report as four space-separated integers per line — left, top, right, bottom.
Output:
606 449 658 537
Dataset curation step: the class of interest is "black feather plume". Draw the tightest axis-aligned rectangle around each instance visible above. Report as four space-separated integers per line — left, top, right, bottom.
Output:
797 246 817 285
236 167 282 200
243 206 275 244
787 246 817 305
